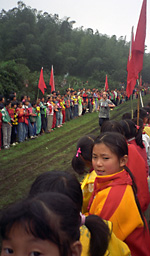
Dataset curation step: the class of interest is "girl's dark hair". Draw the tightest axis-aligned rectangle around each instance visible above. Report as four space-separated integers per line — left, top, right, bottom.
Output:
93 132 145 228
119 119 144 148
0 193 80 256
93 132 128 159
29 171 110 256
72 135 96 175
133 108 148 120
132 118 143 130
124 166 146 227
122 112 131 120
29 171 83 212
101 120 124 135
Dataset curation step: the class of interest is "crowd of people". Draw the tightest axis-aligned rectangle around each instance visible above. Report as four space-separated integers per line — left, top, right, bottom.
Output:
0 84 150 254
0 86 149 150
0 111 150 255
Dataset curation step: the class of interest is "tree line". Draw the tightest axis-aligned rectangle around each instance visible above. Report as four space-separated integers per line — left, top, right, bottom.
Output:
0 1 150 99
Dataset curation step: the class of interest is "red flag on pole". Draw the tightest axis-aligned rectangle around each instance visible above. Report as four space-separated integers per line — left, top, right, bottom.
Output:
126 0 147 98
105 75 108 92
49 65 55 93
38 67 47 95
133 0 147 77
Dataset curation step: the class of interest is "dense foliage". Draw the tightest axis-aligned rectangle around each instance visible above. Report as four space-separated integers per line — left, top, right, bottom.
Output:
0 1 150 99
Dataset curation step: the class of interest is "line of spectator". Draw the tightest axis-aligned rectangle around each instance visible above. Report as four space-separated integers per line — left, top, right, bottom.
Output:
0 86 149 150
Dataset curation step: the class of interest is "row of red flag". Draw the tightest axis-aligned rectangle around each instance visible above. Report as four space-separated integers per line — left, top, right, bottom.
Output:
38 66 55 94
38 1 146 97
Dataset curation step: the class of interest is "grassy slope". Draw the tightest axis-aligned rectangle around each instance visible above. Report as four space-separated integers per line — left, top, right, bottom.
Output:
0 94 149 208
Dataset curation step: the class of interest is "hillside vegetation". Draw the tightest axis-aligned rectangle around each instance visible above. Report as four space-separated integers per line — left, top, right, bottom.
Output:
0 1 150 98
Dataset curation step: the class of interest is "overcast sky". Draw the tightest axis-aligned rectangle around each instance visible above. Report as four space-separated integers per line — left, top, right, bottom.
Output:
1 0 150 52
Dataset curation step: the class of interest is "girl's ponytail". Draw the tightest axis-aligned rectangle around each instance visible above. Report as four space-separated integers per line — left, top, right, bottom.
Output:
72 153 86 175
124 166 146 227
83 215 110 256
72 135 96 175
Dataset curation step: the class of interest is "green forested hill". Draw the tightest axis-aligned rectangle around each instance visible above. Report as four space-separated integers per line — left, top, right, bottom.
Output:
0 94 149 208
0 1 150 98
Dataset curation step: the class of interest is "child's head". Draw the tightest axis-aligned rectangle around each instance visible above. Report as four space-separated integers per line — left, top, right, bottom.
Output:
29 171 82 212
28 171 110 256
32 102 37 108
122 112 131 120
119 119 144 149
5 100 11 109
72 135 96 175
0 192 82 256
101 120 124 135
11 102 17 109
18 102 22 108
133 108 149 124
92 132 128 176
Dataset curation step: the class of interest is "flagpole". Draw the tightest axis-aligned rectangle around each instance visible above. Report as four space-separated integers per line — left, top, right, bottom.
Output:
130 95 133 119
137 73 141 126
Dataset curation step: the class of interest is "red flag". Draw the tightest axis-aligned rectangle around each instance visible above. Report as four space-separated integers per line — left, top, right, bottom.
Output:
105 75 108 92
133 0 147 76
49 65 55 93
38 67 47 95
126 0 147 98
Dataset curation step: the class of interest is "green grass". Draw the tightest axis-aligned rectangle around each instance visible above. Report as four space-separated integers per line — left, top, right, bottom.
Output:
0 94 149 208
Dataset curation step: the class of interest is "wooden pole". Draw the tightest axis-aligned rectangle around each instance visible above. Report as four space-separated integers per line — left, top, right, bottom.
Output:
137 72 141 126
130 95 133 119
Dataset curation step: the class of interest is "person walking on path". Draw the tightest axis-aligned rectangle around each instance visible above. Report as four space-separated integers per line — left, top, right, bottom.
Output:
98 92 115 127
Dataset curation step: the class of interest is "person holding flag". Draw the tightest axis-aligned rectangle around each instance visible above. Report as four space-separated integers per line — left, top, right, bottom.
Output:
98 92 115 127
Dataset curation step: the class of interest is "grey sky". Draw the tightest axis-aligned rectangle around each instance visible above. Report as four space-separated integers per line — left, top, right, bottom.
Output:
0 0 150 52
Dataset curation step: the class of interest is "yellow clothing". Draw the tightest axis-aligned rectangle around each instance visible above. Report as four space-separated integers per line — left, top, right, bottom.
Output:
144 126 150 137
81 171 97 214
60 101 65 110
80 221 131 256
89 171 143 241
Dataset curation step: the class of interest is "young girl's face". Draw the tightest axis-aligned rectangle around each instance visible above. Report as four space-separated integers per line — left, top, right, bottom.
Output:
92 143 127 176
1 223 60 256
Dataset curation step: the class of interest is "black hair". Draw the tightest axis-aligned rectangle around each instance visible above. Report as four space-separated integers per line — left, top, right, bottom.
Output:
28 171 110 256
101 120 124 135
142 107 150 114
133 108 148 120
31 102 36 106
0 193 80 256
4 100 11 107
132 118 143 130
93 132 128 159
9 94 15 101
11 102 17 108
72 135 96 175
29 171 82 212
0 95 4 101
93 132 146 227
119 119 144 148
20 95 24 101
122 112 131 120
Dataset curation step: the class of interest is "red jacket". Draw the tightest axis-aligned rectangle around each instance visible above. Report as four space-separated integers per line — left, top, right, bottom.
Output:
127 144 150 212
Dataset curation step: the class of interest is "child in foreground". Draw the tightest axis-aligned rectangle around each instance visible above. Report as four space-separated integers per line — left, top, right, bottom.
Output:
0 192 82 256
29 170 131 256
89 132 150 256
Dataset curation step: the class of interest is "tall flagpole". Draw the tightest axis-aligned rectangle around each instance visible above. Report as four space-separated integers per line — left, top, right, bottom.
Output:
137 73 141 126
